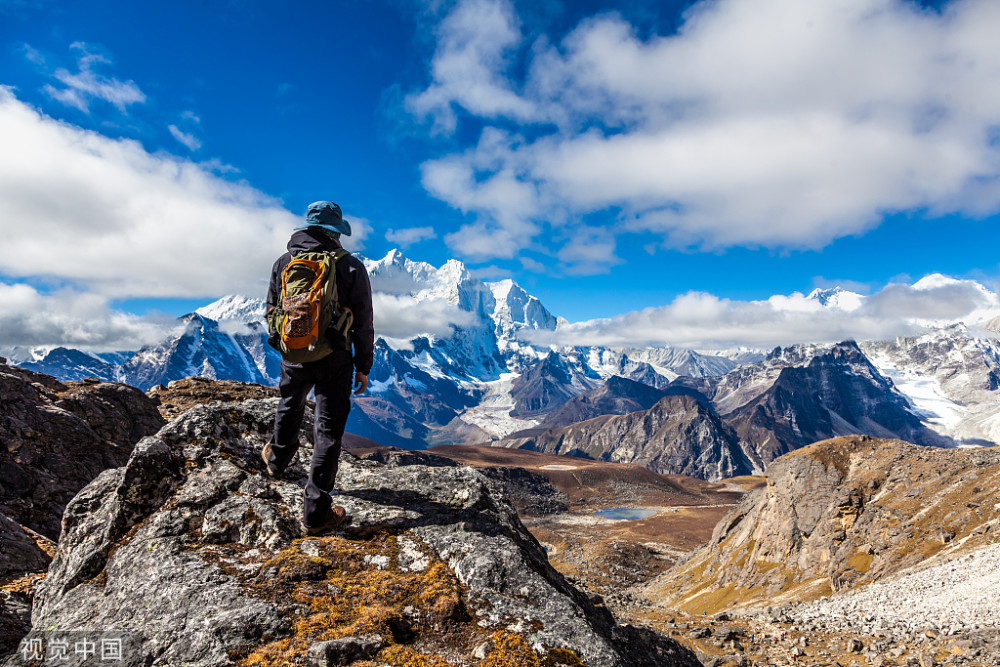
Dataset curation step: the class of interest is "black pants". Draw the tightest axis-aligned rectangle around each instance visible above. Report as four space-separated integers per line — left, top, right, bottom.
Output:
267 350 353 528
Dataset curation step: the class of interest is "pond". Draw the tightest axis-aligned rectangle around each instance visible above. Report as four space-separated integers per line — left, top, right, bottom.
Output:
594 507 658 521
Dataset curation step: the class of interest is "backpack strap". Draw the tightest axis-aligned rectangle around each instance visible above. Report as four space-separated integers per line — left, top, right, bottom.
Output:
325 249 354 345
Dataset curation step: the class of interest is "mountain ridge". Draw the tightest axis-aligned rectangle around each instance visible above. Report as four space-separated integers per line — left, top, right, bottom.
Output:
6 250 1000 479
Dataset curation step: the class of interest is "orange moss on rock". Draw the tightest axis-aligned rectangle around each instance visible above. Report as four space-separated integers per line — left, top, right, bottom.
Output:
212 530 584 666
234 531 467 666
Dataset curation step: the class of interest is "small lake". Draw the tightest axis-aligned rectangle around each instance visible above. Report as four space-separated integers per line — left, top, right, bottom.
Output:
594 507 658 521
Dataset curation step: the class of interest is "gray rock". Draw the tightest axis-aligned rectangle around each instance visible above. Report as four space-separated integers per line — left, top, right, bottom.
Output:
0 591 31 658
713 625 743 641
0 512 50 579
307 633 385 666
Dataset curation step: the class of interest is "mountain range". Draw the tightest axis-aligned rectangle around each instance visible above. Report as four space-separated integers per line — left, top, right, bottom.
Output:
5 250 1000 480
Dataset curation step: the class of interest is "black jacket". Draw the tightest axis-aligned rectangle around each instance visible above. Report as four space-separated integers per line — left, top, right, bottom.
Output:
267 228 375 375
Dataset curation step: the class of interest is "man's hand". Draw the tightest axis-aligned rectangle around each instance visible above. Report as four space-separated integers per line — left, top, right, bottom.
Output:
353 372 368 395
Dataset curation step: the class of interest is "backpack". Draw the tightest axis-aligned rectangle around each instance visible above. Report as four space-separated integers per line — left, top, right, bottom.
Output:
266 249 353 363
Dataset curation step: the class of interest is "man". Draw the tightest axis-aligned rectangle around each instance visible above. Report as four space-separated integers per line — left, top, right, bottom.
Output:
262 201 374 535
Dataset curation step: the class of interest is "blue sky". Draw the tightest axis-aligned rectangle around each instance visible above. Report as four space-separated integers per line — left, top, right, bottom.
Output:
1 0 999 350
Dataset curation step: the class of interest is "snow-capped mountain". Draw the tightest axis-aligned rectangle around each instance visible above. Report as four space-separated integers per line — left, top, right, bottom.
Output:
502 339 953 480
122 314 279 390
194 294 268 323
804 274 1000 327
489 279 559 342
807 286 865 311
862 325 1000 446
16 347 120 382
9 250 1000 478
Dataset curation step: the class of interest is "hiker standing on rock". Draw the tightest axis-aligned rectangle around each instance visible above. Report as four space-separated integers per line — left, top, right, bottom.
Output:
262 201 374 535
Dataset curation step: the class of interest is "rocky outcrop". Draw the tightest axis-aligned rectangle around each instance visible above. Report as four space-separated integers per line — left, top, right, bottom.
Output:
475 465 570 516
646 435 1000 614
0 363 165 540
0 517 51 657
503 393 754 482
0 363 163 658
6 398 700 667
0 588 32 660
146 375 278 421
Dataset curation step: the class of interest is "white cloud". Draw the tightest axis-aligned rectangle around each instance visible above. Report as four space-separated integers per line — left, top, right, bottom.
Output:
556 226 621 275
43 42 146 113
0 89 297 300
343 214 371 253
168 124 202 151
385 226 437 248
371 293 477 339
411 0 1000 261
0 283 170 350
406 0 536 134
529 276 998 349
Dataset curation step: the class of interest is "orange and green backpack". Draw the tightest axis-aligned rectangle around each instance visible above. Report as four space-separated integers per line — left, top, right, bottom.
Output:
266 249 353 363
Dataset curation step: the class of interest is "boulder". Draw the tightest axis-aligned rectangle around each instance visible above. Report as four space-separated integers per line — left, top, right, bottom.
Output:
307 633 385 665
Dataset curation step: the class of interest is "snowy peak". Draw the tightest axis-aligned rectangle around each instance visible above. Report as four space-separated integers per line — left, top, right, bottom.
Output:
364 249 557 344
912 273 964 291
195 294 267 323
364 250 475 305
908 274 998 327
18 347 119 382
122 312 278 390
487 278 558 339
806 286 864 311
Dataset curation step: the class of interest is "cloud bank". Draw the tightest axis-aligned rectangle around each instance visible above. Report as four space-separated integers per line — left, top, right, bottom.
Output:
528 276 998 349
371 292 477 340
0 283 170 350
410 0 1000 264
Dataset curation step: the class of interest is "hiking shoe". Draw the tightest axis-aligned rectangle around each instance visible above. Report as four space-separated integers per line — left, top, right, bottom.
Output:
260 443 280 477
304 506 348 536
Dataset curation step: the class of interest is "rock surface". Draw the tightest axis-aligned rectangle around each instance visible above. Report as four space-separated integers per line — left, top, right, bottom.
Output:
146 375 278 421
776 541 1000 663
0 513 51 580
0 362 164 540
4 397 701 667
0 590 31 660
